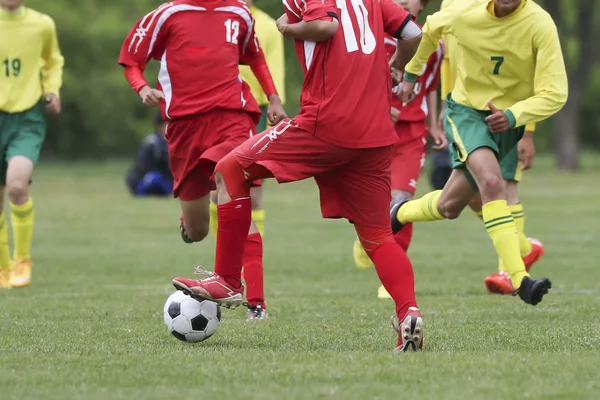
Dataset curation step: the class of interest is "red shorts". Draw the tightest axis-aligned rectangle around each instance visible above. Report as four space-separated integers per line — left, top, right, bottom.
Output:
166 109 256 200
391 120 428 194
233 120 394 228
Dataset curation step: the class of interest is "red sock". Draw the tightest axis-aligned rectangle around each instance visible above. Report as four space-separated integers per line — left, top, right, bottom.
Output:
393 222 413 252
214 198 252 288
243 233 264 307
372 243 417 318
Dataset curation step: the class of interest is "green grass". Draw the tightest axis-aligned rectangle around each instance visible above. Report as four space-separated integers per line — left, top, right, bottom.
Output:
1 157 599 400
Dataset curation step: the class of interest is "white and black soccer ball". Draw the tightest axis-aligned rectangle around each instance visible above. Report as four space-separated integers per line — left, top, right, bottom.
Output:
163 291 221 342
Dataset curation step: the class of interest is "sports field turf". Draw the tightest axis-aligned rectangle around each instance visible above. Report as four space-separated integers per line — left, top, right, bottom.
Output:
1 157 599 400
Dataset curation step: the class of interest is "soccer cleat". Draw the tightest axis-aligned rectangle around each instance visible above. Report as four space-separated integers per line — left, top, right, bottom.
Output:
390 193 410 235
517 276 552 306
180 216 194 244
173 267 244 309
353 237 372 270
0 268 11 289
392 307 423 352
10 259 32 288
377 284 392 299
246 302 269 321
484 271 515 295
523 237 545 273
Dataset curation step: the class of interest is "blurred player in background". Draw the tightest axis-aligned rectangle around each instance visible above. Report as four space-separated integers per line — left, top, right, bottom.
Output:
119 0 286 314
125 113 173 197
0 0 64 288
437 0 544 295
352 0 447 300
208 0 286 319
173 0 426 352
393 0 568 306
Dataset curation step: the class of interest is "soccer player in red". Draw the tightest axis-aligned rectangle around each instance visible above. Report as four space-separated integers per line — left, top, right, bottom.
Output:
353 0 447 300
119 0 286 319
173 0 425 351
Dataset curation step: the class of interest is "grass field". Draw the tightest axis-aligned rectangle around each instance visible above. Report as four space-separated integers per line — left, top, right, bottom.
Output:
1 157 599 400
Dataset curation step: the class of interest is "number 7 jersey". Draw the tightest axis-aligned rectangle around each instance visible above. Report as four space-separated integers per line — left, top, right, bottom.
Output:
283 0 418 149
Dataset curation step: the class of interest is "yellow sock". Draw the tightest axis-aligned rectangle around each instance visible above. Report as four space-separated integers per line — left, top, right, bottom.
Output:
396 190 444 224
483 200 528 288
0 213 11 270
474 210 483 220
509 204 532 257
251 209 265 237
11 198 34 261
209 201 218 238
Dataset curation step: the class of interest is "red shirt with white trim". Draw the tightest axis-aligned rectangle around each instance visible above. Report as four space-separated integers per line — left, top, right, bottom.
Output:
119 0 264 121
283 0 417 149
385 35 444 123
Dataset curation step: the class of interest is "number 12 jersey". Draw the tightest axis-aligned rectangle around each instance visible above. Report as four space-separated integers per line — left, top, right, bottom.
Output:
283 0 416 149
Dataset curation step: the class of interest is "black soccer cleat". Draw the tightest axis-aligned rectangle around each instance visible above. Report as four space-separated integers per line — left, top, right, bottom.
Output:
246 302 269 321
517 276 552 306
390 192 411 235
180 217 194 244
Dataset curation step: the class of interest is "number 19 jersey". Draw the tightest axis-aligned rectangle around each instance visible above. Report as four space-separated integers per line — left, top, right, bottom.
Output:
283 0 415 149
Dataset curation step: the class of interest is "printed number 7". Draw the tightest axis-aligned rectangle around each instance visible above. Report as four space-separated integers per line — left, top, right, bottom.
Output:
491 56 504 75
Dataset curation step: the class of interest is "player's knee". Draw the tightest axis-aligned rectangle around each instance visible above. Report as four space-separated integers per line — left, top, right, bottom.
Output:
437 198 463 220
185 222 210 242
6 179 29 204
214 153 250 200
479 174 506 200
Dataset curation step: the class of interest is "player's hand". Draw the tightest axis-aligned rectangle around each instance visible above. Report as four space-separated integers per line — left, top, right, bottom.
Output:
429 125 447 151
267 94 287 126
485 101 510 133
518 131 535 171
390 67 403 87
139 86 164 108
398 80 416 105
276 14 290 38
390 107 400 124
45 93 61 115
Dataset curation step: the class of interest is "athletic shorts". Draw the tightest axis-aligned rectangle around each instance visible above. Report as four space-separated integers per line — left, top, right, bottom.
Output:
391 120 427 194
0 103 46 183
166 109 256 201
443 95 524 188
499 146 522 182
233 119 394 228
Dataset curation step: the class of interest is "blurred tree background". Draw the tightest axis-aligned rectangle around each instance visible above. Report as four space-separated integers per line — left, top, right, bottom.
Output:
28 0 599 169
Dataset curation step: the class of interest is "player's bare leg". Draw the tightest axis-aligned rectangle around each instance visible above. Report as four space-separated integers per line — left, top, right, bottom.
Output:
179 195 211 243
7 156 35 288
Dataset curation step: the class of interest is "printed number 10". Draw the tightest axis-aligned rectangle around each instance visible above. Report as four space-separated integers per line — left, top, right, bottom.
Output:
336 0 376 54
3 58 21 77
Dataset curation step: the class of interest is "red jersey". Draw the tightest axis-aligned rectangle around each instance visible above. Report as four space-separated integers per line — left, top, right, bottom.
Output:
119 0 266 121
283 0 415 149
385 36 444 123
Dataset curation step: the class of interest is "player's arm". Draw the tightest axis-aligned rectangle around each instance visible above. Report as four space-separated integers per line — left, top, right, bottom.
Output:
41 17 65 115
276 14 338 42
504 23 568 128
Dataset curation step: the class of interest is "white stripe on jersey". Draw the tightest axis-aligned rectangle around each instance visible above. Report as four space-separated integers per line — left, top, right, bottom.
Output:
304 41 316 70
425 46 444 89
129 2 174 54
158 50 173 119
384 37 397 47
215 6 255 53
148 5 207 57
399 20 421 40
283 0 301 19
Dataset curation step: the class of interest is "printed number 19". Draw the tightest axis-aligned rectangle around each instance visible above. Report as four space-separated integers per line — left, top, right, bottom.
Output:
3 58 21 77
491 56 504 75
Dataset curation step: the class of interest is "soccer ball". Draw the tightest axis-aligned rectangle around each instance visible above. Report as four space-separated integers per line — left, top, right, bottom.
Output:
163 291 221 342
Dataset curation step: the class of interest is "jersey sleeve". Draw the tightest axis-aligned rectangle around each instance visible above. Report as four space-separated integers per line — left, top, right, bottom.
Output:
118 5 171 69
505 21 568 127
303 0 337 22
404 7 454 81
264 22 286 103
380 0 414 39
41 16 64 97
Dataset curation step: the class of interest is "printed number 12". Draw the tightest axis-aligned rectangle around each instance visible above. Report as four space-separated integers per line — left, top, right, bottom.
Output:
491 56 504 75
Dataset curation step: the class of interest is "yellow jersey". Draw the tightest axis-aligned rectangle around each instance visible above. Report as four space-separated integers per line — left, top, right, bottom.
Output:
239 7 285 106
406 0 568 128
0 6 64 113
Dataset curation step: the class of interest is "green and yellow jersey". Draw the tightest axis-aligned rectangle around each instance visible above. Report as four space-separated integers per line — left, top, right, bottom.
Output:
0 6 64 113
239 6 285 106
407 0 567 128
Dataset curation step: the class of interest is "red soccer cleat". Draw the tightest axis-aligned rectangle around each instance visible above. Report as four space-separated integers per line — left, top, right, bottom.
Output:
523 237 545 273
173 268 244 309
484 271 515 295
392 307 423 352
